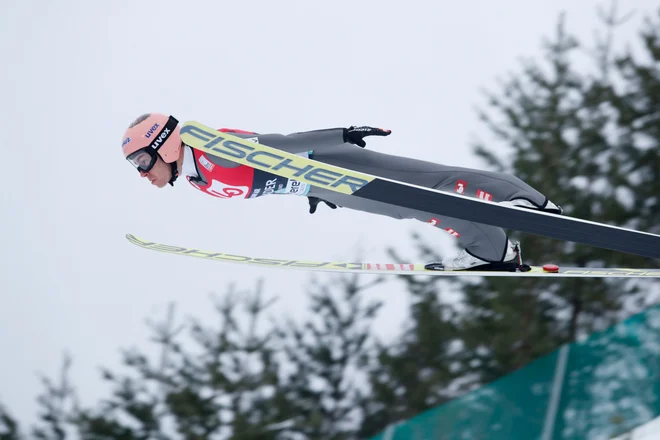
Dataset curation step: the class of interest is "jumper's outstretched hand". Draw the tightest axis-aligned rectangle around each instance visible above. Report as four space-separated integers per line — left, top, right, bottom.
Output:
308 196 338 214
344 126 391 148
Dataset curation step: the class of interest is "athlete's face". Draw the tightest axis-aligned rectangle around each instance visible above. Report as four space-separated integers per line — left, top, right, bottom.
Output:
139 156 172 188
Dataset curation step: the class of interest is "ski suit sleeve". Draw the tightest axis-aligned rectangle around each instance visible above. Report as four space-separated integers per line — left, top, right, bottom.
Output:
253 128 346 155
193 128 348 169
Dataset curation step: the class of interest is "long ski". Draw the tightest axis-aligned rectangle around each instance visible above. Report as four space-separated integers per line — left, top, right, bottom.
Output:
179 121 660 260
126 234 660 278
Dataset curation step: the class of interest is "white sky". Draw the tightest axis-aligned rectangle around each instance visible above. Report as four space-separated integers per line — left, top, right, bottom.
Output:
1 0 656 428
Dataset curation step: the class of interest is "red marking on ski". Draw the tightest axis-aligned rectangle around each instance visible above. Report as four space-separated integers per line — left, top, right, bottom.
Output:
366 263 415 271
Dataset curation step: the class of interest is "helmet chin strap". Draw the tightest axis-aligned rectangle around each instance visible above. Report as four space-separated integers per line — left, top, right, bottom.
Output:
168 161 179 186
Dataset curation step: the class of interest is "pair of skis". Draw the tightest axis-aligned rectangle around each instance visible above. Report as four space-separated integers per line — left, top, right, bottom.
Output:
126 120 660 278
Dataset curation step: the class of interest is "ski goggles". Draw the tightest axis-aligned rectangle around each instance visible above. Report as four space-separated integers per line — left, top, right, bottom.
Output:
126 116 179 173
127 147 160 173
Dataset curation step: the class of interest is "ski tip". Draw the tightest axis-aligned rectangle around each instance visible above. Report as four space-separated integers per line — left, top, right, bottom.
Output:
542 263 560 273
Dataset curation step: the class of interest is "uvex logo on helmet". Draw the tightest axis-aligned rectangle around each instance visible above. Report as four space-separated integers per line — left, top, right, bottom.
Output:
150 128 171 150
144 123 160 139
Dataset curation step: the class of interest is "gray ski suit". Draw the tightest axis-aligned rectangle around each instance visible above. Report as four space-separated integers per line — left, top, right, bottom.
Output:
188 127 553 262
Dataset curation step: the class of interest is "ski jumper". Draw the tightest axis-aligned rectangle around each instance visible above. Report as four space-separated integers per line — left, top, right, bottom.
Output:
181 128 551 262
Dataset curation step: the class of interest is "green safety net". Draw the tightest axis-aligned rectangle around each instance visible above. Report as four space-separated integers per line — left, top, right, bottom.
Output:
370 304 660 440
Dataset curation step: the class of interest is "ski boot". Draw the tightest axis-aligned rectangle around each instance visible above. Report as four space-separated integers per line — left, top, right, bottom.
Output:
425 240 531 272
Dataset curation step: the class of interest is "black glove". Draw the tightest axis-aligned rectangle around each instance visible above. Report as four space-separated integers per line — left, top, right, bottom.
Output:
343 126 391 148
308 196 338 214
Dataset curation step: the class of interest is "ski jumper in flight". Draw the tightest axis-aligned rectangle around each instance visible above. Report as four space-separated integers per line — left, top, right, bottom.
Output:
122 113 562 271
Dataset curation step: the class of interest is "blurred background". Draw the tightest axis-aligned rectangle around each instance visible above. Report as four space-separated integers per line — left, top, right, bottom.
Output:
1 0 659 438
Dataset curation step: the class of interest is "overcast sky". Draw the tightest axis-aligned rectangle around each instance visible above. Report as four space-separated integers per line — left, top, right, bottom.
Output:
1 0 657 428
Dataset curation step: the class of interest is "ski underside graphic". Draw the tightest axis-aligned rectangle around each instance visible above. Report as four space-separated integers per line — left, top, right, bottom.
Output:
178 121 660 261
126 234 660 278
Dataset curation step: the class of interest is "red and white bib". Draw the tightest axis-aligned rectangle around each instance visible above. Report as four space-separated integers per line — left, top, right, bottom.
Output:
184 128 309 199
